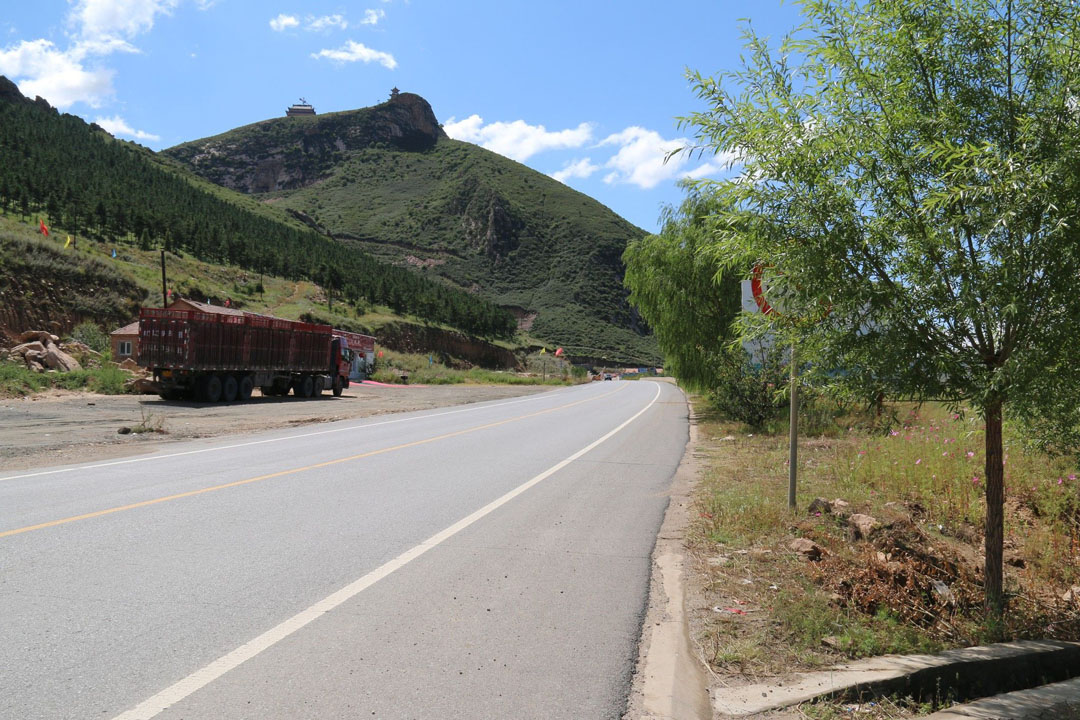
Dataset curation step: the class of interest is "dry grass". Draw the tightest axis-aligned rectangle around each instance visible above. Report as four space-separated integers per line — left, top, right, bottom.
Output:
688 400 1080 682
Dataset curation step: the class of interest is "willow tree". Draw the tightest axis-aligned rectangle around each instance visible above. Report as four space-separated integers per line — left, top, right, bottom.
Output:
685 0 1080 614
624 191 742 392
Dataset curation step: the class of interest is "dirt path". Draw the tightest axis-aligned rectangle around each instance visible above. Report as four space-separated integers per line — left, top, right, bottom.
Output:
0 384 549 473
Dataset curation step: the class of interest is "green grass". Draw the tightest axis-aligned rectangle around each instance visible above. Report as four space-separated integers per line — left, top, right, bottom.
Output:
0 359 131 397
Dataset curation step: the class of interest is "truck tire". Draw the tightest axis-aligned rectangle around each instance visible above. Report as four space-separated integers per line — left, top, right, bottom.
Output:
332 376 343 397
312 376 324 397
238 375 254 401
197 374 222 403
294 375 314 398
222 374 238 403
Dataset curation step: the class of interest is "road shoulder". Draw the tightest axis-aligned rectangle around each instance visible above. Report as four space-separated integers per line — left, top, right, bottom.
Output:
624 398 713 719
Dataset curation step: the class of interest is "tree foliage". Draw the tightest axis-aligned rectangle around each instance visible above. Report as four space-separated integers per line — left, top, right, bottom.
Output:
681 0 1080 614
623 191 743 391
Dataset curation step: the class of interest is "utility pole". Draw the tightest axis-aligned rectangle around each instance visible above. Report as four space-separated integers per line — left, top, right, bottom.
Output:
160 250 168 307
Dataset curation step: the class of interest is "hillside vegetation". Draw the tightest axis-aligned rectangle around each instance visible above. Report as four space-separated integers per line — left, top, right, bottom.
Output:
164 93 660 364
0 220 144 334
0 77 515 339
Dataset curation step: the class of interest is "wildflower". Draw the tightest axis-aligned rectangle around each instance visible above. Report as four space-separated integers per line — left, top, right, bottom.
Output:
915 459 922 465
1059 478 1064 486
966 451 975 458
890 430 900 437
858 450 866 456
1070 474 1077 481
972 476 980 486
942 451 949 457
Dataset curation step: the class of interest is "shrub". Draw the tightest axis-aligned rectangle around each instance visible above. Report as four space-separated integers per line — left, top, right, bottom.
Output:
707 344 788 429
68 321 110 354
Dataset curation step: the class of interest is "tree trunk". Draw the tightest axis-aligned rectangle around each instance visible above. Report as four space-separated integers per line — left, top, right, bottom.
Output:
984 396 1005 617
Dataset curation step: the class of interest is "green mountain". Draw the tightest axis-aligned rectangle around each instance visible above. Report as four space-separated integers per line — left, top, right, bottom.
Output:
0 77 515 340
164 92 659 364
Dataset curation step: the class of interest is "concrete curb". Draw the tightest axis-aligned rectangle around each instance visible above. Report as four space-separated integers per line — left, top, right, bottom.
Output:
713 640 1080 717
624 389 712 720
925 676 1080 718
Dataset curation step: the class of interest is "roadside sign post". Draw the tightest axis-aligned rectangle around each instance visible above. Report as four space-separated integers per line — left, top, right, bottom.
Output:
752 265 800 511
788 345 798 510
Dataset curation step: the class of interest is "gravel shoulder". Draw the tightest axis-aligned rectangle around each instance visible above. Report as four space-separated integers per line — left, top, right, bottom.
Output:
0 384 550 473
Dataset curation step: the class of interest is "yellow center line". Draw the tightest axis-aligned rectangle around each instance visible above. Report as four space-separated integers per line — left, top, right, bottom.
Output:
1 384 629 540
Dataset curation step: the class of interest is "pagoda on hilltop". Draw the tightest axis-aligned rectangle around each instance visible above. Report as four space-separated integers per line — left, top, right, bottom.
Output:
286 98 316 117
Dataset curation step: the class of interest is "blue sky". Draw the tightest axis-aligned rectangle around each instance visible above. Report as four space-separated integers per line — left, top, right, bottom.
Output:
1 0 805 232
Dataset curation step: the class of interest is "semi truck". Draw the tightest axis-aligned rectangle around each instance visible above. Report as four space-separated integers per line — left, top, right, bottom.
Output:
137 306 376 402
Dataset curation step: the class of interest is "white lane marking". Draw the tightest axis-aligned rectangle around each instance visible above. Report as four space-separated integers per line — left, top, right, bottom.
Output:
0 386 582 482
111 382 664 720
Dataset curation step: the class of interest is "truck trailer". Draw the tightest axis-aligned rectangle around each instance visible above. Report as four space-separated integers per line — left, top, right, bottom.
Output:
137 306 376 402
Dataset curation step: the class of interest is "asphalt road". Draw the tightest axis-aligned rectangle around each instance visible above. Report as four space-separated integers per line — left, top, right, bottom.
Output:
0 379 688 719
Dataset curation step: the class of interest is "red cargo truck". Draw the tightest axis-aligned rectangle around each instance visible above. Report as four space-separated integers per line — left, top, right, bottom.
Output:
137 306 376 402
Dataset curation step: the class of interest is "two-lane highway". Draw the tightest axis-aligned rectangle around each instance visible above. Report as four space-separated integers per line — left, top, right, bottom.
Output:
0 379 688 719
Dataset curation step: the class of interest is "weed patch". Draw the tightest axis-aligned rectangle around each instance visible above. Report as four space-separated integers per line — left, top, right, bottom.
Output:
689 400 1080 680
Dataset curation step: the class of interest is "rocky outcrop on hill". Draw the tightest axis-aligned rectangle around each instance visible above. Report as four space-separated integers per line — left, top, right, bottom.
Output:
164 92 447 194
456 183 522 260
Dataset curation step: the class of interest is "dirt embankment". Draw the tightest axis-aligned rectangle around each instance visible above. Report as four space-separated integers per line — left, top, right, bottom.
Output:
0 384 547 473
376 322 519 369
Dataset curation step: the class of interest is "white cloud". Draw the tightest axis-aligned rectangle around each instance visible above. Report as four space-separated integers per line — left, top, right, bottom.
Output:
551 157 599 184
311 40 396 69
95 114 160 141
0 0 194 109
443 115 594 162
269 14 299 31
600 127 735 189
0 39 115 108
71 0 179 43
308 14 348 31
361 9 385 25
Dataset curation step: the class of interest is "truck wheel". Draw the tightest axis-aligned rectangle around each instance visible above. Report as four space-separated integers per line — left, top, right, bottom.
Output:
198 374 222 403
294 375 314 398
312 376 325 397
332 376 343 397
238 375 254 401
222 374 238 403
